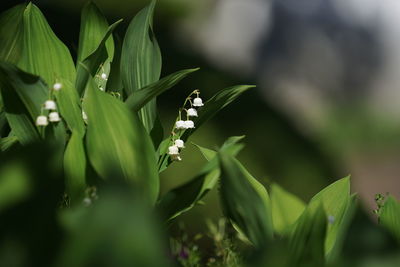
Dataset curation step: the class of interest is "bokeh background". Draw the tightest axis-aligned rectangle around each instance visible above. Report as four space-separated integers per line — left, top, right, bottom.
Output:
3 0 400 235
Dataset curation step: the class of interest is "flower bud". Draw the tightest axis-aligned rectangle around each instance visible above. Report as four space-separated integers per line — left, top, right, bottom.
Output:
193 97 204 107
53 83 62 91
100 73 108 80
36 115 48 126
174 139 185 148
175 120 186 129
187 108 198 117
49 112 61 122
184 120 195 129
168 145 180 155
44 100 57 110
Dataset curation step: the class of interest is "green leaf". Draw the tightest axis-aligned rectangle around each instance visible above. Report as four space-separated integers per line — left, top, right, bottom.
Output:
77 2 114 62
157 136 243 221
76 19 122 95
64 132 87 203
270 184 306 235
218 151 273 249
83 79 159 203
380 195 400 243
0 62 45 144
125 68 199 112
0 134 18 152
288 204 327 266
18 3 76 85
121 0 162 132
0 4 25 63
309 176 351 258
106 35 123 94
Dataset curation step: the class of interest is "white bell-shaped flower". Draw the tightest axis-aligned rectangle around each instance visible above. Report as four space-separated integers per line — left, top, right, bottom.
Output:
184 120 195 129
49 112 61 122
168 145 180 155
44 100 57 110
193 97 204 107
36 115 48 126
175 120 186 129
187 108 198 117
82 111 88 120
53 83 62 91
99 87 105 91
174 139 185 148
100 73 108 80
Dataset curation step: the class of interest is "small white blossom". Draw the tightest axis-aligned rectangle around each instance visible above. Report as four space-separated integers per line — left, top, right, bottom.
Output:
48 112 61 122
83 197 92 207
193 97 204 107
184 120 195 129
82 111 88 120
168 145 180 155
44 100 57 110
174 139 185 148
100 73 108 80
175 120 186 130
53 83 62 91
36 115 48 126
187 108 198 117
99 87 105 91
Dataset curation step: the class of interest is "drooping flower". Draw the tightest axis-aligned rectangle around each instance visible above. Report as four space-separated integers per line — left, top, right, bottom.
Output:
175 120 186 130
193 97 204 107
82 110 88 120
49 112 61 122
36 115 48 126
184 120 195 129
100 73 108 80
187 108 198 117
44 100 57 110
53 83 62 91
174 139 185 148
168 145 180 155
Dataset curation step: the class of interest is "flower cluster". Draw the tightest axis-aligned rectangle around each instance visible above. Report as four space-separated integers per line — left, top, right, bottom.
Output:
168 90 204 161
35 82 62 126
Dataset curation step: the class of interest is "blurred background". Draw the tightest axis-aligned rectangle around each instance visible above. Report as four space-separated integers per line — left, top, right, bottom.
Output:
3 0 400 235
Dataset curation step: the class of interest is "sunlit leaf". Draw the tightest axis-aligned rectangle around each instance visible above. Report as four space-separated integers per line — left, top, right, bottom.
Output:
309 176 351 257
270 183 306 235
219 151 273 249
380 195 400 243
121 0 161 132
18 3 76 85
288 204 327 266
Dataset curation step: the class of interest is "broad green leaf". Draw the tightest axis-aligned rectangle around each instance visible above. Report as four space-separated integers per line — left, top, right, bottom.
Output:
83 79 159 203
64 132 86 203
77 2 114 62
76 19 122 95
121 0 162 132
218 151 273 249
309 176 351 257
0 62 44 144
106 35 123 94
288 204 327 266
380 195 400 242
270 183 306 235
18 3 76 85
125 68 199 112
0 4 25 63
157 136 244 221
